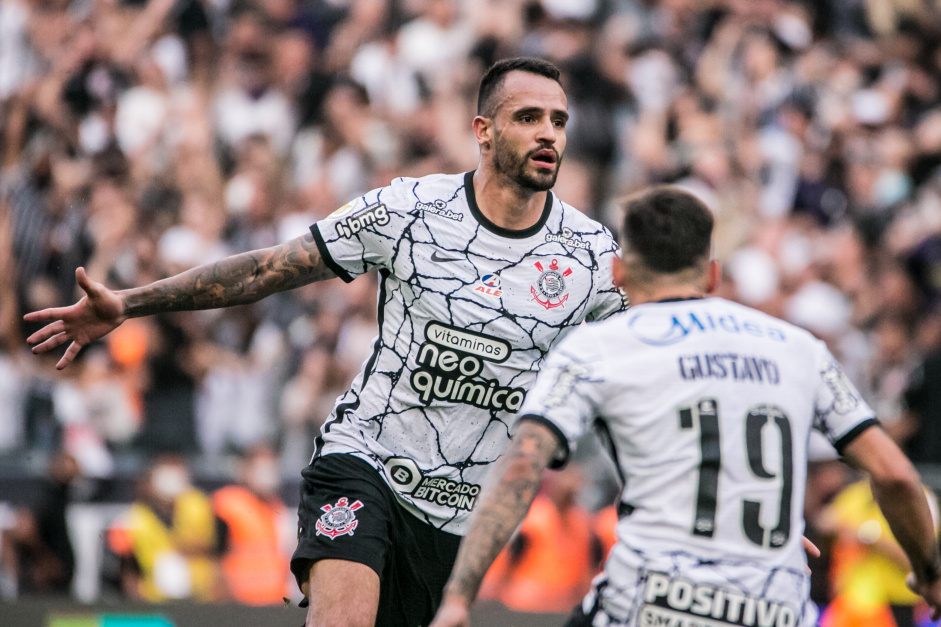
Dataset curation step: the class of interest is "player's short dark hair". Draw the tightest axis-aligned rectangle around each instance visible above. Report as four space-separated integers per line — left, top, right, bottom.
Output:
621 187 714 273
477 57 562 118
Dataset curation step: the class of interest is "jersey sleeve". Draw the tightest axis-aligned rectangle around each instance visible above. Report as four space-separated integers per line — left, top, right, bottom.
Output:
517 331 604 468
586 231 627 321
310 184 413 282
812 345 879 454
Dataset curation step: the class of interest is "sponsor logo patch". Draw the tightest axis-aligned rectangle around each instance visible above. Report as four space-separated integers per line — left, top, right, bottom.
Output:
640 572 797 627
531 259 572 310
473 273 503 299
410 321 526 412
628 310 788 347
821 360 860 414
545 227 590 250
335 203 390 239
328 201 357 219
385 458 481 512
544 362 591 408
415 199 463 221
315 497 364 539
431 250 461 263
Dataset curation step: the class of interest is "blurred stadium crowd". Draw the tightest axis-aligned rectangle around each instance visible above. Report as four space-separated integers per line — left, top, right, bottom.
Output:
2 0 941 621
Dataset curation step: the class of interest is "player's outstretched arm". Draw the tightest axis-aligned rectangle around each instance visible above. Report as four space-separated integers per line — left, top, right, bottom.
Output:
843 426 941 620
25 232 336 369
430 420 561 627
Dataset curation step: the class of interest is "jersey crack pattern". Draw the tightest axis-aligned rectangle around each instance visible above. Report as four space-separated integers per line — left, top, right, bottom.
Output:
518 298 878 626
311 173 624 532
588 540 814 627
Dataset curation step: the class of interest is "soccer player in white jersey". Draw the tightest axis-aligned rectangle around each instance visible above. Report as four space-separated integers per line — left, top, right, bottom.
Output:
24 58 625 626
431 187 941 627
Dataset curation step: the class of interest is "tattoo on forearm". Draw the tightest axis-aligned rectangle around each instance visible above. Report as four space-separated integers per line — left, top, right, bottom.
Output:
446 422 560 601
123 233 335 317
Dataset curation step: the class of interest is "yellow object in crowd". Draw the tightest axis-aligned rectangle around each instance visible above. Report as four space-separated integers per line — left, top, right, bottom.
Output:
108 489 219 602
821 480 938 627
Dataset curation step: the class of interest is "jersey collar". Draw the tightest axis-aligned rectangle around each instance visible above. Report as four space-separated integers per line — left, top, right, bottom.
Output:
463 171 554 239
651 296 705 303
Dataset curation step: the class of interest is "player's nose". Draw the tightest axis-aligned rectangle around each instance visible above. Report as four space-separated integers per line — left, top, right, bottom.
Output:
535 117 558 143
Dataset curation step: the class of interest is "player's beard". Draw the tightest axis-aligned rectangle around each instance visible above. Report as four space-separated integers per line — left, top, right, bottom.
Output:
492 133 561 192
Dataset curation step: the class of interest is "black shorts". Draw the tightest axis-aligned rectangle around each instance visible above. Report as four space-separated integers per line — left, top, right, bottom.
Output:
291 453 462 627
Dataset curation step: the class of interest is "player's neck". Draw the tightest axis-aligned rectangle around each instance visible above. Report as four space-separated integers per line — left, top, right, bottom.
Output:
629 286 706 306
472 169 548 231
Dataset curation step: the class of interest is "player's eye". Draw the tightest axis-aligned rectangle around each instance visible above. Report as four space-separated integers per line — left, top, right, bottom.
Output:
519 115 536 123
553 119 566 128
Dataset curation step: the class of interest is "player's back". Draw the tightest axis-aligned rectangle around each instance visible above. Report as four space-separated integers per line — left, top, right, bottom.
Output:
530 296 876 625
598 297 819 558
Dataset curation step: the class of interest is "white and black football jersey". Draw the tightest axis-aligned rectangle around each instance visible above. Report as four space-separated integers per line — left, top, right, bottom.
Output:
310 171 624 533
519 297 878 626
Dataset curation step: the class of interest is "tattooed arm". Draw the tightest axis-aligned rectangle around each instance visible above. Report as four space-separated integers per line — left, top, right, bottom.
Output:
25 233 336 369
429 420 561 627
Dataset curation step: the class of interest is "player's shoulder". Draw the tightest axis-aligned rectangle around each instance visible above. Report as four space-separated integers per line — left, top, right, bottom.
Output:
620 297 824 352
556 310 628 354
550 195 618 248
705 298 830 359
704 297 819 336
725 298 822 341
370 172 468 219
383 172 466 199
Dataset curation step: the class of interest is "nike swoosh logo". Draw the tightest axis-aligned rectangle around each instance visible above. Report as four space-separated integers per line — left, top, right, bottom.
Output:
431 251 461 262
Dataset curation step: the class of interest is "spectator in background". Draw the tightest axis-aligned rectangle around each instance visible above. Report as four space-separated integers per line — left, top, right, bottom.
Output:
213 5 297 159
8 0 941 611
819 478 940 627
135 316 200 455
212 444 291 605
0 452 79 597
803 459 849 611
107 455 221 602
901 316 941 464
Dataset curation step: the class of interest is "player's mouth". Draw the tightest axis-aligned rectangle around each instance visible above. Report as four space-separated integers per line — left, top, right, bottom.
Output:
530 149 558 170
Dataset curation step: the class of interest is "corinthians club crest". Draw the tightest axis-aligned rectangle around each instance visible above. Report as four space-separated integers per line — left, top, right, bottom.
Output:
531 259 573 310
316 497 364 539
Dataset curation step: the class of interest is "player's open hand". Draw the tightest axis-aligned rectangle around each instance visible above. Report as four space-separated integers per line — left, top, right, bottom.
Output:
24 267 127 370
907 573 941 621
429 594 471 627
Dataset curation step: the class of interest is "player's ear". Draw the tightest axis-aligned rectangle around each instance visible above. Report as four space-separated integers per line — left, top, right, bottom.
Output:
473 116 493 150
612 255 626 290
705 259 721 294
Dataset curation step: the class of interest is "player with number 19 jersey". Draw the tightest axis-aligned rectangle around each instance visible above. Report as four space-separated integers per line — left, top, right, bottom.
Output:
519 296 878 626
310 171 624 534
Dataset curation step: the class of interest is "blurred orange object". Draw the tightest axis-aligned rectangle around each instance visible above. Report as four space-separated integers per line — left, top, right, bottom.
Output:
820 593 897 627
212 485 289 605
108 318 148 368
594 505 618 562
479 494 597 613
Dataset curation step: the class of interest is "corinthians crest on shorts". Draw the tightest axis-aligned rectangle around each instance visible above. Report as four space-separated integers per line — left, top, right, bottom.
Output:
316 497 364 539
532 259 573 309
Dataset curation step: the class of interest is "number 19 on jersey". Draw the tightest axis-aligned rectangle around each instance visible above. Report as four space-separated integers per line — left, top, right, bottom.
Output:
679 399 793 549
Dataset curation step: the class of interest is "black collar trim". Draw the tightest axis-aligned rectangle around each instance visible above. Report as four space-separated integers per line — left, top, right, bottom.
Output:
463 171 553 239
652 296 704 303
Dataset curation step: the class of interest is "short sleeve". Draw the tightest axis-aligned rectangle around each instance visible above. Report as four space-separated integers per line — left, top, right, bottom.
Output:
310 185 413 283
812 346 879 454
586 232 627 322
517 331 603 468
